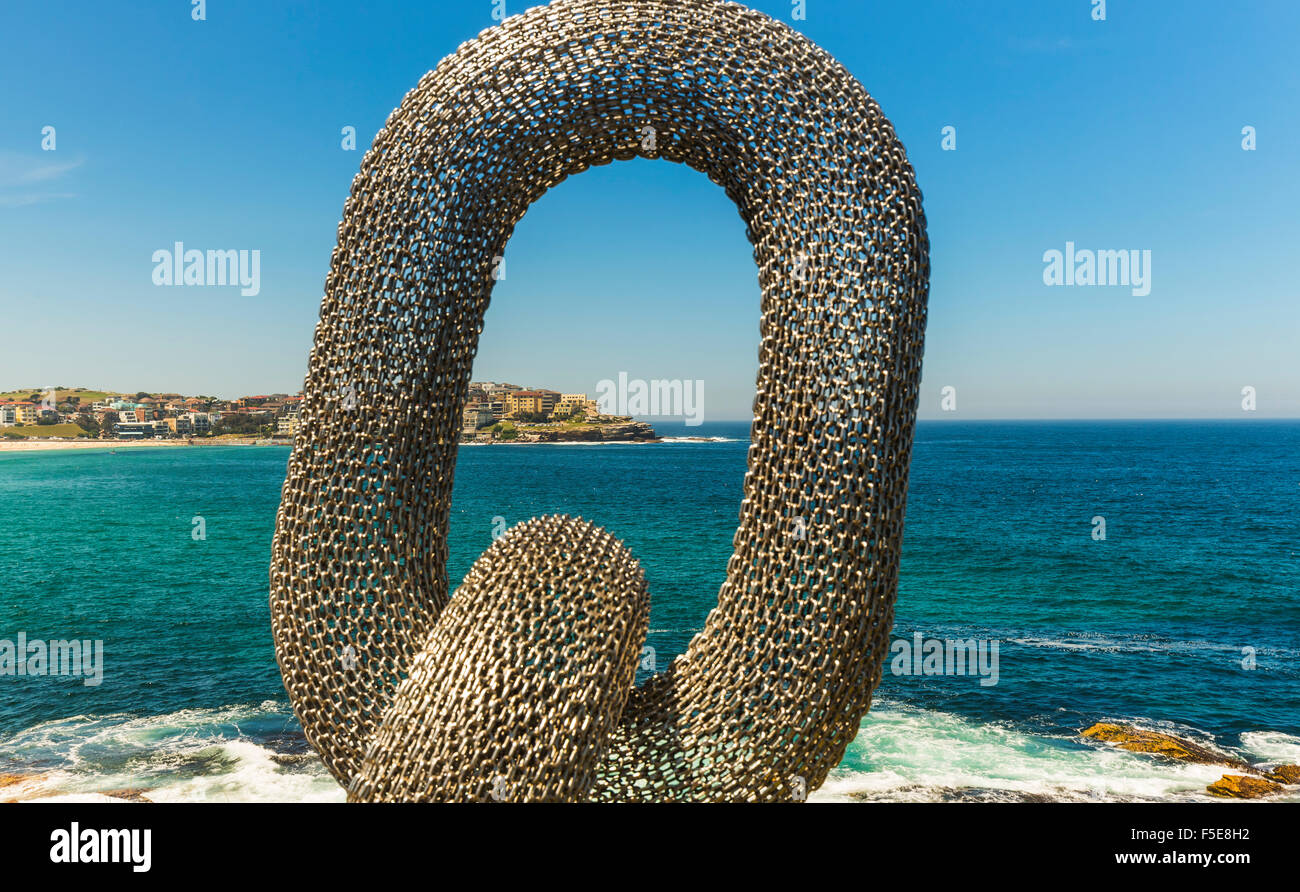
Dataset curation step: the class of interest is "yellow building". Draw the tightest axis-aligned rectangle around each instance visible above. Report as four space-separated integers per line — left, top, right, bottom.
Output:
505 391 544 417
536 390 561 416
13 403 38 425
554 393 592 419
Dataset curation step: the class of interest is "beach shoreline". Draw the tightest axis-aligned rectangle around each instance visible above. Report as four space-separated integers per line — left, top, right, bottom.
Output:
0 435 736 454
0 437 277 453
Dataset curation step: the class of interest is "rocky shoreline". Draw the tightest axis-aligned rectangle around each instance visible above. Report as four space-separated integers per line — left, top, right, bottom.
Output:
461 421 659 444
1082 722 1300 798
6 722 1298 802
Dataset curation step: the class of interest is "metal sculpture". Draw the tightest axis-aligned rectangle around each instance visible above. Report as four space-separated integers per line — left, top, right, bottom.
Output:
270 0 929 802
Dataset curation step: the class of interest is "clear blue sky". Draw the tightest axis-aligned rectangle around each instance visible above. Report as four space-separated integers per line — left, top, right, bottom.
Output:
1 1 1296 419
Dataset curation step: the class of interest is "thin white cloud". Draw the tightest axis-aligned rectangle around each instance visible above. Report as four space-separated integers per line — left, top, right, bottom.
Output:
0 153 85 186
0 192 78 208
0 153 85 206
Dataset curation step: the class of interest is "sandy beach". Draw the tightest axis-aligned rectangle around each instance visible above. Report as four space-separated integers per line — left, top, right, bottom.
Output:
0 437 276 453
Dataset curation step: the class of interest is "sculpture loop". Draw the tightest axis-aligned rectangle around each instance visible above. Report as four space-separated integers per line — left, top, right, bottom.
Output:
271 0 929 802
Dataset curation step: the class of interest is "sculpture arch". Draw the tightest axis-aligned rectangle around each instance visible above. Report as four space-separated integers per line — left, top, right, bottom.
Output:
271 0 929 801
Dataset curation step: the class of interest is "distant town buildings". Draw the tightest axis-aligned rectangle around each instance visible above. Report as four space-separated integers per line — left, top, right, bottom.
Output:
462 405 495 431
555 393 590 417
0 388 299 441
461 382 599 434
1 384 601 442
114 420 170 439
504 390 554 417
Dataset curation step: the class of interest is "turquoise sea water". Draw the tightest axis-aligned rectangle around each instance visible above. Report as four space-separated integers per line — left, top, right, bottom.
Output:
0 420 1297 801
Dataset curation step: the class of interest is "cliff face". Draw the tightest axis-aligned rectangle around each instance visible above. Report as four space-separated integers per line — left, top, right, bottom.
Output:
598 422 658 442
462 421 658 444
522 422 658 443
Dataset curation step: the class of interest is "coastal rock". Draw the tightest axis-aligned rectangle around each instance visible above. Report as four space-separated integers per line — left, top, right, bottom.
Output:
1206 774 1284 799
1081 723 1250 769
259 729 314 755
0 773 56 802
269 753 319 769
598 422 657 442
849 786 1059 803
1264 764 1300 785
1 773 153 802
99 787 153 802
528 428 601 443
463 422 658 444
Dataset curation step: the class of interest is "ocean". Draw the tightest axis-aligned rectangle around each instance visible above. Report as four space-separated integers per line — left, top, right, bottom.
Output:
1 420 1297 802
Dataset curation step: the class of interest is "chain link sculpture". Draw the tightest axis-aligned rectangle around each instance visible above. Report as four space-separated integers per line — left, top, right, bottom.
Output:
271 0 929 802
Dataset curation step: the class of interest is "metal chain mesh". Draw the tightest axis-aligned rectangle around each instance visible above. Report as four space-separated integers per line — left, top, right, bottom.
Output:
270 0 930 802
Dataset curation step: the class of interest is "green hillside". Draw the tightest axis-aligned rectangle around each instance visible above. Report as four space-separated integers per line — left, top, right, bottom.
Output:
0 388 120 404
0 424 94 439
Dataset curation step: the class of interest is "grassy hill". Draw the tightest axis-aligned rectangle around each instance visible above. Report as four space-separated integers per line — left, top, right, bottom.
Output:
0 388 120 405
0 424 93 439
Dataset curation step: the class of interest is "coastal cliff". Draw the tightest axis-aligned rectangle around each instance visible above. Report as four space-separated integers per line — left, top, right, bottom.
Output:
462 420 658 444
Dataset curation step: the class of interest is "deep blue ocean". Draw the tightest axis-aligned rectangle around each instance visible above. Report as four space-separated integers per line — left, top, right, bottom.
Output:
0 420 1296 801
